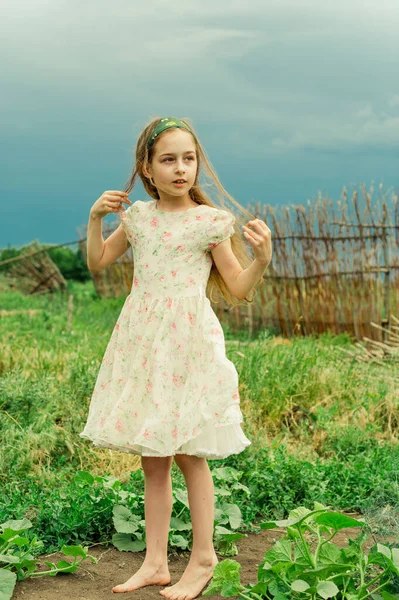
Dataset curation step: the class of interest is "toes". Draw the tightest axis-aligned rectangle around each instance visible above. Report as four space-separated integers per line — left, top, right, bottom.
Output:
160 585 192 600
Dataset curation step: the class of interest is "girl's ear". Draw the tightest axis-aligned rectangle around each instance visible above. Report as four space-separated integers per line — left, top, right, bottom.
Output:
142 162 152 179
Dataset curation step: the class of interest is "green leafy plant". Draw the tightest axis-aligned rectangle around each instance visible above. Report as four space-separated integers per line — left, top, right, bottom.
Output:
107 465 249 556
203 502 399 599
212 466 250 556
0 518 97 600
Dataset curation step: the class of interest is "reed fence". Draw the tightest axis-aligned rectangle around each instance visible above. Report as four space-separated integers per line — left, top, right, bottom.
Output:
1 241 67 295
78 184 399 342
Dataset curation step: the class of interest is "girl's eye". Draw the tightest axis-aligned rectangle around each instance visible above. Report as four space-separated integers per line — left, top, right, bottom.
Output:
163 156 195 162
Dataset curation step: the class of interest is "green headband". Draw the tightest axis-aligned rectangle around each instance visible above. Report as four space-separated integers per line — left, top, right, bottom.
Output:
147 117 195 149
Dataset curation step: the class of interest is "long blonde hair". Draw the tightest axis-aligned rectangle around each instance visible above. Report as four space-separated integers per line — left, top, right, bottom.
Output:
120 116 264 306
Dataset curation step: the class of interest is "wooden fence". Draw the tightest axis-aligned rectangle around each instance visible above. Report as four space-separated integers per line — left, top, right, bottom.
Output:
78 184 399 341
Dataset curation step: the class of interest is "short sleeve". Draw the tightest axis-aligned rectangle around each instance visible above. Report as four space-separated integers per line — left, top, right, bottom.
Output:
119 201 139 243
201 209 236 252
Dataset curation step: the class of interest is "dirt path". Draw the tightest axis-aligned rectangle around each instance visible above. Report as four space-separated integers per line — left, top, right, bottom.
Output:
12 513 388 600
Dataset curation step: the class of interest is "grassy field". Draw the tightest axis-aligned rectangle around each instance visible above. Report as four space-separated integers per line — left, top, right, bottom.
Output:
1 278 398 555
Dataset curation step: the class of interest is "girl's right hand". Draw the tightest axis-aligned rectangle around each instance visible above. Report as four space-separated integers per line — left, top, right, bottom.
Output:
90 190 132 219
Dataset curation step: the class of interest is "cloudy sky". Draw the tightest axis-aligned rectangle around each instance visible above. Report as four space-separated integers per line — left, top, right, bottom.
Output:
1 0 398 247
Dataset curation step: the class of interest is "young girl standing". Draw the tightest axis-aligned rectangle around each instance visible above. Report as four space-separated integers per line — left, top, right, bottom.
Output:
80 116 272 599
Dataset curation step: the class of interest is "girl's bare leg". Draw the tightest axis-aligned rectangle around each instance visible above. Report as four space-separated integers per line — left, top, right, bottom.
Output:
112 455 173 593
159 455 218 600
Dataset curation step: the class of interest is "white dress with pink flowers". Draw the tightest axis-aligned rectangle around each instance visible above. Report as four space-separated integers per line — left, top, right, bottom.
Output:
79 198 251 459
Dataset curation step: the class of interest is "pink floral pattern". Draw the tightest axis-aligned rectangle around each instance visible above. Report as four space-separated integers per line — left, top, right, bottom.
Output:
79 199 251 459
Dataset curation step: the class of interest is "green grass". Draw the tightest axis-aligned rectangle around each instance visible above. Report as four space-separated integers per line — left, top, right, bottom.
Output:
0 279 398 552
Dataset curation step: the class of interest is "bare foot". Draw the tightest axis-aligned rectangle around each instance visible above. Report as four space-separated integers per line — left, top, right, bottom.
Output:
159 554 218 600
112 562 171 593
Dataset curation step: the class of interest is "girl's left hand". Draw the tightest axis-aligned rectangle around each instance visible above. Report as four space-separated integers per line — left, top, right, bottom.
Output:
242 219 272 266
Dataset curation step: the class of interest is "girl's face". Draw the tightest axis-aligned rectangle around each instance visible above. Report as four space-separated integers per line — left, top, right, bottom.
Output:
145 129 198 200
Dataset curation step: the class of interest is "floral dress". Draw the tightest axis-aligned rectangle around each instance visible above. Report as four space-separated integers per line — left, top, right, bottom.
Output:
79 198 251 459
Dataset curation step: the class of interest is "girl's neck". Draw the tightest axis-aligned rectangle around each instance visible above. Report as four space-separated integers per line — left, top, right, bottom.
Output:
155 199 199 212
155 190 197 212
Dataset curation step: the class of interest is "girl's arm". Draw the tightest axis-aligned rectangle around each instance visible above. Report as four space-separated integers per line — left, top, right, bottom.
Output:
211 241 269 300
87 190 132 272
87 215 130 272
232 257 269 300
211 218 272 300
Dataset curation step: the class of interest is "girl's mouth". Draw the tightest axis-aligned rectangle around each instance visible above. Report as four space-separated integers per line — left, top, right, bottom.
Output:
173 181 186 187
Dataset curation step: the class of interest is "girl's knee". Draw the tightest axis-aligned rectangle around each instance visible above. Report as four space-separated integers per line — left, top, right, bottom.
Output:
141 455 173 476
174 453 206 472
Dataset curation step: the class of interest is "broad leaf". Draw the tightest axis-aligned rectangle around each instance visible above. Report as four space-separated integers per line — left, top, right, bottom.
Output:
60 545 87 558
0 568 17 600
74 471 94 485
318 542 342 565
291 579 310 592
261 508 328 531
264 540 293 564
113 505 141 534
392 548 399 570
268 578 289 596
381 591 399 600
222 504 242 530
202 559 242 595
213 486 231 497
112 533 145 552
317 580 339 599
7 536 29 548
294 539 312 565
221 580 242 596
368 544 399 576
55 560 78 574
0 519 32 533
288 507 312 522
0 555 19 565
249 582 269 595
214 526 246 542
212 467 241 482
315 513 364 531
174 488 189 508
169 517 192 531
170 535 189 549
212 559 242 583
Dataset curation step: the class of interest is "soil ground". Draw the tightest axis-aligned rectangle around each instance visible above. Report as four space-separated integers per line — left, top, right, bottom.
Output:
12 512 393 600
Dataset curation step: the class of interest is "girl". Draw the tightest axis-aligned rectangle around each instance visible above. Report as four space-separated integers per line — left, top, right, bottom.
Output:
80 116 272 599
